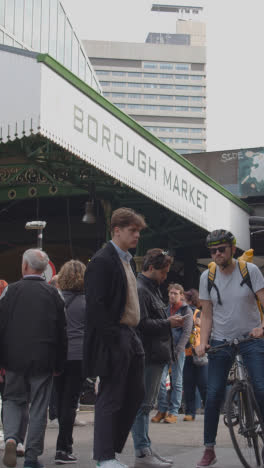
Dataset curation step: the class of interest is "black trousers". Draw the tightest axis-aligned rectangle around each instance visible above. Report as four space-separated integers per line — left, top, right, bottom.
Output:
94 327 145 461
54 360 83 453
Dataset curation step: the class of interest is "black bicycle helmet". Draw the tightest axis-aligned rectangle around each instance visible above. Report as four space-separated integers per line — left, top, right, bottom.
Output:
206 229 236 248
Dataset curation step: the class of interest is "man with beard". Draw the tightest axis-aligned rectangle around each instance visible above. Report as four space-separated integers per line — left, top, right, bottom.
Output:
195 229 264 468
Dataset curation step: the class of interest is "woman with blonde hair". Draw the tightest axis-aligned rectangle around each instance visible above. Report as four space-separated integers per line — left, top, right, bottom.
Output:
54 260 86 465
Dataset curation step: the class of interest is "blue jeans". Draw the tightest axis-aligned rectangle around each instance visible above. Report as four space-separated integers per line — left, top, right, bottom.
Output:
183 355 208 417
131 363 164 454
157 352 185 415
204 338 264 446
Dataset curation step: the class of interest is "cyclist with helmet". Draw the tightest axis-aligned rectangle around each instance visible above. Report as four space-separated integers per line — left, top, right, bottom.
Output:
195 229 264 468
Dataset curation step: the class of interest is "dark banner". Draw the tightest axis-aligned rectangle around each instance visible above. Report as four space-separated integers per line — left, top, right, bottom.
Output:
185 147 264 198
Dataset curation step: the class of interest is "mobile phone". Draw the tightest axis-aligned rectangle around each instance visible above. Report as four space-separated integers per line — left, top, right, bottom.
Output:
179 314 189 319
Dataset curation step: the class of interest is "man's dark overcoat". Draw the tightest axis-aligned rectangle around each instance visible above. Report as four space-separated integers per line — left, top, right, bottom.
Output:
83 241 136 377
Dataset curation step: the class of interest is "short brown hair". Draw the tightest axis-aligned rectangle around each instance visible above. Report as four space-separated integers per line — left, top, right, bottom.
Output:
111 207 146 233
58 260 86 291
142 248 172 272
168 283 184 294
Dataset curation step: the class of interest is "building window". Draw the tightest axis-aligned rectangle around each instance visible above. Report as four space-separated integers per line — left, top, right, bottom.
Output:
96 70 111 75
144 83 158 88
128 82 142 88
112 71 126 76
128 72 142 77
160 84 173 89
144 73 157 78
143 94 158 99
190 128 203 133
160 63 174 70
175 96 188 101
127 104 141 109
143 62 158 69
192 139 203 144
190 107 203 112
112 82 126 87
175 128 189 133
191 75 204 80
175 106 188 111
127 93 141 99
175 75 189 80
160 73 173 79
159 95 172 100
115 103 126 109
160 106 174 111
99 81 110 86
113 92 126 98
175 63 190 70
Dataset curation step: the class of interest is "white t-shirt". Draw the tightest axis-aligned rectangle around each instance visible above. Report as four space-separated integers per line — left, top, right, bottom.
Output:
199 261 264 341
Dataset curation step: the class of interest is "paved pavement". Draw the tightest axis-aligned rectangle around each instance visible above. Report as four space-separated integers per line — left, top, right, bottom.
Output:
0 411 248 468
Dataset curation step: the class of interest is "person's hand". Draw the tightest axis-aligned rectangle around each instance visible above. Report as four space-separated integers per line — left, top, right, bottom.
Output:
168 315 184 328
194 343 210 357
249 327 264 338
194 317 201 326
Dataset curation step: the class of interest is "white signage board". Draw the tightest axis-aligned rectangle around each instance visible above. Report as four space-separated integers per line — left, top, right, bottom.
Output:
0 49 250 250
39 64 250 249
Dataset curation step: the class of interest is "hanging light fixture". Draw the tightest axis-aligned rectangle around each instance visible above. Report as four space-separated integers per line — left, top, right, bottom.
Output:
82 200 96 224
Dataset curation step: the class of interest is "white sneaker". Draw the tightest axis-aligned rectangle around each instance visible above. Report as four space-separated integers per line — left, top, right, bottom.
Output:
16 443 25 457
48 418 59 428
135 455 171 468
74 417 87 427
96 459 128 468
151 451 173 466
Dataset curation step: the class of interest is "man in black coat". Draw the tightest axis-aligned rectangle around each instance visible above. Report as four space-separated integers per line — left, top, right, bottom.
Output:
0 249 67 468
131 249 183 468
84 207 147 468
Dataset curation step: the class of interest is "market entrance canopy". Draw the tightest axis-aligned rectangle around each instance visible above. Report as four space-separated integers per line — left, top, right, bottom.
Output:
0 46 251 250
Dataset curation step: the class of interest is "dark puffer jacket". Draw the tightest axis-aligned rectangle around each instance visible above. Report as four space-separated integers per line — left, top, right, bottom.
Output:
136 273 174 364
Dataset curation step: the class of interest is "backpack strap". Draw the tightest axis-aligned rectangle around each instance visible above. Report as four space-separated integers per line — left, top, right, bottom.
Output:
208 262 223 305
238 259 264 320
238 259 256 296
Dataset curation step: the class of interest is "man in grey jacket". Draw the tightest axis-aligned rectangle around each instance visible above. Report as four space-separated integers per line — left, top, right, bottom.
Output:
152 283 193 424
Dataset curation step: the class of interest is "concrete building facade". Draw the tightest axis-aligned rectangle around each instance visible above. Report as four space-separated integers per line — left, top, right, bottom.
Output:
83 4 206 156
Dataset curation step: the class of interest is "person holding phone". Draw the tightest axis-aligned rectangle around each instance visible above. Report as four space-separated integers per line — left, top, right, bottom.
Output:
151 283 193 424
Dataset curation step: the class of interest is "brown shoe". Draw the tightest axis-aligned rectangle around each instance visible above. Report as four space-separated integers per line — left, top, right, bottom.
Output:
164 414 177 424
151 411 168 423
183 415 195 421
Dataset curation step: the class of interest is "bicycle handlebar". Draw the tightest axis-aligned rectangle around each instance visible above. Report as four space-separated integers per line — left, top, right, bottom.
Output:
207 335 261 354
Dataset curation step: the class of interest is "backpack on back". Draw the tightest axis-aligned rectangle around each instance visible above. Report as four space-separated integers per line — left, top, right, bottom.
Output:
207 249 263 319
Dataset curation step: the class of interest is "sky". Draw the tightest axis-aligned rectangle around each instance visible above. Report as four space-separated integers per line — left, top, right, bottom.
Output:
62 0 264 152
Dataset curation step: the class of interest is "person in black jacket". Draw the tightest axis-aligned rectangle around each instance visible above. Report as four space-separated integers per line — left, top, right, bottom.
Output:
131 249 183 468
84 207 147 468
0 249 67 468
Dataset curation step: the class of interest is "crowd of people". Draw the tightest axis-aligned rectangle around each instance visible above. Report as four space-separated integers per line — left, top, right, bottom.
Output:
0 207 264 468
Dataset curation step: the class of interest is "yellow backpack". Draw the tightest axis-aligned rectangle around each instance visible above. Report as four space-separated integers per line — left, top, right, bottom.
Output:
208 249 263 319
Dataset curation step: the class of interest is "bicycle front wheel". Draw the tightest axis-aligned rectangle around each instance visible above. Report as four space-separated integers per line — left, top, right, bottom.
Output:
226 382 264 468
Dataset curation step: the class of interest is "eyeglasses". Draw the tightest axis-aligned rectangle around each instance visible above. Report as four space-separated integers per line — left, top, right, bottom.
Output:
209 246 229 255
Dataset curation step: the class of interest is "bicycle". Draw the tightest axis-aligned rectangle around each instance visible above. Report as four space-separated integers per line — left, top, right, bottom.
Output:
207 336 264 468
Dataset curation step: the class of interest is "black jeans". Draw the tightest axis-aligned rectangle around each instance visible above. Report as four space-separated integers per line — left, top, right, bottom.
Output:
94 327 145 461
54 360 83 453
